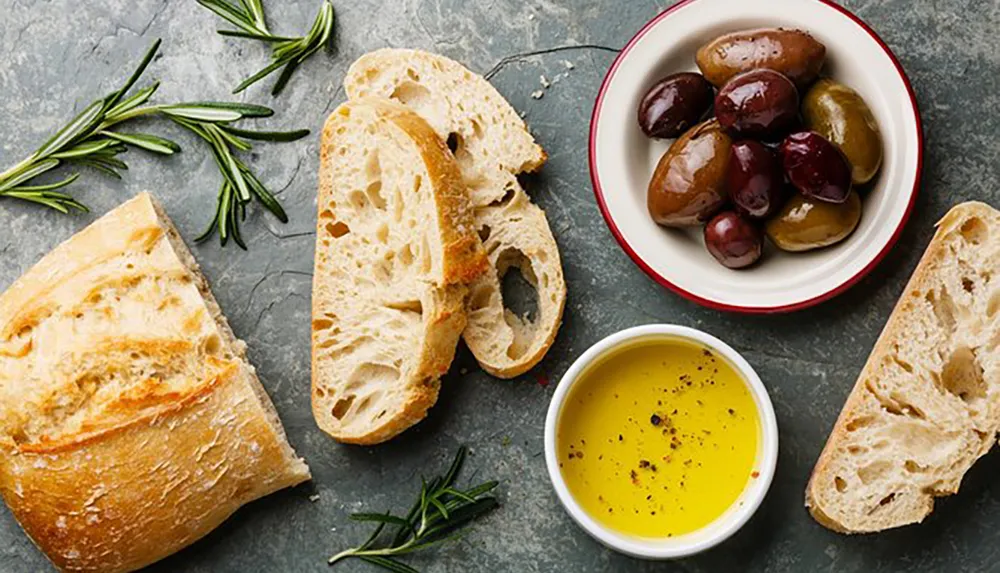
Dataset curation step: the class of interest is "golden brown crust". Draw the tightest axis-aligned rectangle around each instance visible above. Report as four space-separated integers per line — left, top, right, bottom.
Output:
805 202 998 532
0 193 310 572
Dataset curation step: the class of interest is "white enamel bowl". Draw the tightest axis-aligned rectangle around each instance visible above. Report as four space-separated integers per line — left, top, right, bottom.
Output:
590 0 922 313
544 325 779 559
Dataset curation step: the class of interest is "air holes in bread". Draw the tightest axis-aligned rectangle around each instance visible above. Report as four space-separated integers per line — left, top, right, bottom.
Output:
326 221 350 239
858 461 892 485
332 395 355 420
960 217 988 245
496 248 540 360
988 289 1000 317
312 318 335 331
904 460 926 473
376 223 389 243
878 493 896 507
846 416 874 432
478 225 491 242
447 133 460 154
962 277 975 293
390 81 432 107
834 476 847 493
203 335 222 355
490 188 516 208
364 152 386 209
469 285 493 312
385 300 423 315
926 288 957 333
941 346 985 404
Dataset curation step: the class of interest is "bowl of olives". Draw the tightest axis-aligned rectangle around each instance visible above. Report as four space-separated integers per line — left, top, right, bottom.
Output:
590 0 922 313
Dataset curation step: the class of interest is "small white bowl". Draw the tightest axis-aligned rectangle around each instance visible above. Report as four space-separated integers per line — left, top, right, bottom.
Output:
590 0 923 313
544 325 778 559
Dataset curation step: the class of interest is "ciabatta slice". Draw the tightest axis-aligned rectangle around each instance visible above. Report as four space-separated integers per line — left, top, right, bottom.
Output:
807 202 1000 533
345 48 566 378
312 98 486 445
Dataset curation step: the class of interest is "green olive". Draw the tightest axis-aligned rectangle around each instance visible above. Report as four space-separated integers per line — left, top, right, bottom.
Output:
647 119 732 227
766 192 862 252
803 79 883 186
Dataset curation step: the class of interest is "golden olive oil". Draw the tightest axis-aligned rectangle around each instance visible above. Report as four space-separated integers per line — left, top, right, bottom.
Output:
557 339 760 539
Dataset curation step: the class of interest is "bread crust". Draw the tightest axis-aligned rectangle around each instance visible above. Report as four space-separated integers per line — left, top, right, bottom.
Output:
311 99 486 445
0 193 310 572
806 202 1000 533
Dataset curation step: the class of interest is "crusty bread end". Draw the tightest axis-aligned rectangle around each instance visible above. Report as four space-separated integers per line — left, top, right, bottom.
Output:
806 202 1000 533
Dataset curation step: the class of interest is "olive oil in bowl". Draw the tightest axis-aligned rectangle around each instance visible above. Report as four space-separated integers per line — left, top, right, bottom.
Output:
556 337 762 539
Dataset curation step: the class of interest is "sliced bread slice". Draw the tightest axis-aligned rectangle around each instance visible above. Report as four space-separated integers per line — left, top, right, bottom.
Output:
345 48 566 379
806 202 1000 533
312 98 487 445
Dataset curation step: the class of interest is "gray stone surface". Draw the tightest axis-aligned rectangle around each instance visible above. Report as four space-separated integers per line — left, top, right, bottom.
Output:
0 0 995 571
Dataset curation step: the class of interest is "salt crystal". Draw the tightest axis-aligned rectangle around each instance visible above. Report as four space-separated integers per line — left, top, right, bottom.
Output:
540 75 551 88
531 90 544 100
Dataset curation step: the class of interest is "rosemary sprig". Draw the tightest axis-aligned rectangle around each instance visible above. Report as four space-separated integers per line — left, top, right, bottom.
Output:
329 447 500 572
0 39 310 248
198 0 335 96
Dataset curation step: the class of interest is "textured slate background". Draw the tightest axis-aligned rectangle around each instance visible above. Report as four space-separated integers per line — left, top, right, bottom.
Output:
1 0 997 571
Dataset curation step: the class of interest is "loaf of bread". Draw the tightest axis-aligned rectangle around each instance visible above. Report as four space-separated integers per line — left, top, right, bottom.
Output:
345 49 567 379
0 193 310 572
807 202 1000 533
312 98 487 444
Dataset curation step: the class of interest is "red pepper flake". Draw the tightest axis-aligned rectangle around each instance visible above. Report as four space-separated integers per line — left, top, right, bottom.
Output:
638 460 650 469
751 471 760 479
537 374 550 387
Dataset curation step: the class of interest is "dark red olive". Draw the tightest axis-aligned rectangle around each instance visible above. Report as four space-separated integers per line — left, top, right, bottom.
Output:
704 211 763 269
715 69 799 138
728 141 785 219
638 73 715 139
780 131 853 204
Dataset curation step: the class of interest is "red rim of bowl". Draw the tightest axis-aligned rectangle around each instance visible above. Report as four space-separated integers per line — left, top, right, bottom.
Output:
589 0 924 314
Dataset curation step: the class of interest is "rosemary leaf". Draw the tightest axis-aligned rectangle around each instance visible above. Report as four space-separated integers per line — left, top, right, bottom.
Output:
34 101 104 160
7 173 81 193
350 514 414 528
221 125 310 142
104 82 161 120
49 139 117 160
218 29 297 42
0 159 60 193
161 106 244 123
100 131 181 154
358 556 420 573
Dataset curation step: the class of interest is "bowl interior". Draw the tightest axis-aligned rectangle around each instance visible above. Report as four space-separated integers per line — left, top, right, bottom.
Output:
591 0 921 311
544 325 778 559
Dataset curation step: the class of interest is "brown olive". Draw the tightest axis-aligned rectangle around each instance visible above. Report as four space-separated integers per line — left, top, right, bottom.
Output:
696 28 827 88
704 211 763 269
716 69 799 138
780 131 852 204
638 73 715 139
803 79 883 186
648 119 732 227
766 192 862 252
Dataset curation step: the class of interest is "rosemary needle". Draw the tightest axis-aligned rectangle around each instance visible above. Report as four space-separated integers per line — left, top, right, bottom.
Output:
329 447 500 573
198 0 335 96
0 39 310 248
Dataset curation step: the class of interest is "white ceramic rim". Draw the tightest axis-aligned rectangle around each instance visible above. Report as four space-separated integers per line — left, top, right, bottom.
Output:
589 0 923 314
544 324 779 560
